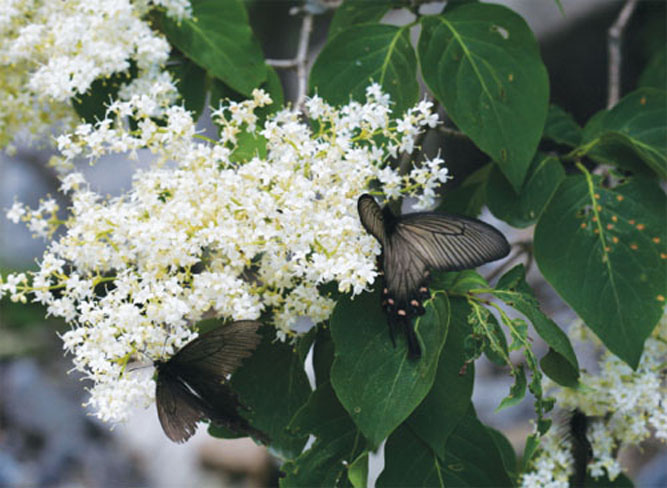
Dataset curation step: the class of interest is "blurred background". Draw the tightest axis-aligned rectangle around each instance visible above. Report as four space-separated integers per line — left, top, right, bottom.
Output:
1 0 665 486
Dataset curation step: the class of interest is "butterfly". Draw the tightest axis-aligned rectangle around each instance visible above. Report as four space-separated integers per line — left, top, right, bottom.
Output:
154 320 269 443
357 194 510 358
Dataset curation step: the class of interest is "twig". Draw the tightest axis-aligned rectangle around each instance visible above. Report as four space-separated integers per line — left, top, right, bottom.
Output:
607 0 639 108
437 125 468 139
485 240 533 283
265 12 314 109
295 14 314 109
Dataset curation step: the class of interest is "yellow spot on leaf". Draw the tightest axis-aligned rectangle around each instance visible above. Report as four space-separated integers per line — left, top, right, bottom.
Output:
629 219 636 225
652 237 660 244
658 295 665 302
636 224 645 231
616 195 624 201
630 243 638 250
607 224 614 230
640 96 647 105
612 236 619 243
508 73 514 82
580 222 587 229
594 193 600 199
612 215 618 222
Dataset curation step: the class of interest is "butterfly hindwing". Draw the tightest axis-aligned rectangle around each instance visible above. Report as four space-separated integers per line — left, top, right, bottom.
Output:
156 369 207 443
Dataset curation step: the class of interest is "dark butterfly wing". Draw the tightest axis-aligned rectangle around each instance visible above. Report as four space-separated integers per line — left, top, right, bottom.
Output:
395 212 510 272
357 194 386 244
155 368 207 443
169 320 262 382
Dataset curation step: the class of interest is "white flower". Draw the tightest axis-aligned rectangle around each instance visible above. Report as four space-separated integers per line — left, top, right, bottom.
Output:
7 85 446 423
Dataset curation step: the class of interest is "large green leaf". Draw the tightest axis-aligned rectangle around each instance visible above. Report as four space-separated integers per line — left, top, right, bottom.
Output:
407 298 475 458
418 3 549 191
161 0 267 96
282 382 365 487
436 164 493 218
309 24 419 116
217 326 311 459
72 64 136 123
378 406 514 487
534 174 667 368
638 46 666 91
581 88 667 178
440 406 514 487
330 289 450 447
329 0 399 39
377 424 446 487
167 51 207 120
487 153 565 228
543 104 582 148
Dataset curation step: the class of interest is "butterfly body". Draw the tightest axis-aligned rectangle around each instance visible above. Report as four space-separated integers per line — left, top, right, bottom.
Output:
155 320 269 443
358 194 510 358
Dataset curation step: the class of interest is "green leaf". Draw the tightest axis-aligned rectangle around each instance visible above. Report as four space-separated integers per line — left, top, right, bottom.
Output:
313 325 336 386
639 46 666 91
310 24 419 116
282 382 364 487
419 4 549 191
521 433 540 471
539 348 579 388
497 364 526 411
534 174 667 368
441 406 514 487
543 104 582 147
430 269 488 295
581 88 667 178
329 0 396 39
224 326 311 459
161 0 267 96
486 426 517 480
436 163 493 217
408 298 475 458
167 51 207 120
72 65 137 123
487 154 565 228
330 289 450 447
347 451 369 488
491 264 580 385
377 423 446 487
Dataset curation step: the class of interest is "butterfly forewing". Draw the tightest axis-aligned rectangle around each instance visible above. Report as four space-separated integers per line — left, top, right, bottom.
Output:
357 194 386 244
395 213 510 272
169 320 262 381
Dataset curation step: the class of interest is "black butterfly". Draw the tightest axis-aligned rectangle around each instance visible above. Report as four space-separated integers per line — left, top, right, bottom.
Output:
357 194 510 358
154 320 269 443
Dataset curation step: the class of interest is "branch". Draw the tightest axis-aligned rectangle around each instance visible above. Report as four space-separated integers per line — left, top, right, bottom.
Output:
437 125 468 139
265 12 314 109
607 0 639 108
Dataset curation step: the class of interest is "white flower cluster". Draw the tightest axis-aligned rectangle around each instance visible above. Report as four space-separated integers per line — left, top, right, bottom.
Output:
0 0 188 151
1 84 448 422
521 315 667 487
